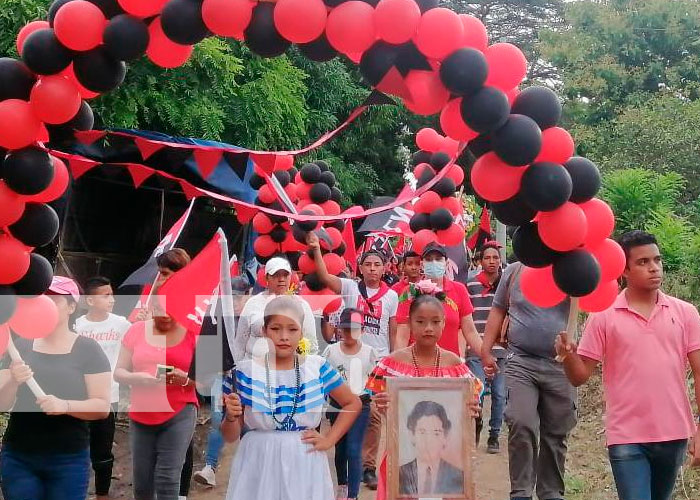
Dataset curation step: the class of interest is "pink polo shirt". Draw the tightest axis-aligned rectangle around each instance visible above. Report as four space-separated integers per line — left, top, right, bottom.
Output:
579 290 700 446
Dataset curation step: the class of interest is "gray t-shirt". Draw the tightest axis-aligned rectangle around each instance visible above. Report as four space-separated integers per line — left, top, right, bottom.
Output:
493 263 570 359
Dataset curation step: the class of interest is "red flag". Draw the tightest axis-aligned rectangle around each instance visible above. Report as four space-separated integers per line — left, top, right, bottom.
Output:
342 220 358 273
158 231 224 334
467 206 493 250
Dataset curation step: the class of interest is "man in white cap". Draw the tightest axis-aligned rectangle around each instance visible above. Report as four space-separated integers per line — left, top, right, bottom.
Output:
231 257 318 362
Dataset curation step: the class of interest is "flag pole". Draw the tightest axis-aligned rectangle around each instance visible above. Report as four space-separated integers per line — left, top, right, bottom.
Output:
7 336 46 398
217 229 236 342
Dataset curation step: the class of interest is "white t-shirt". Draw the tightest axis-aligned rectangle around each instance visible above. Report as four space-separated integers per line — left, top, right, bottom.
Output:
74 313 131 403
340 278 398 357
322 342 378 395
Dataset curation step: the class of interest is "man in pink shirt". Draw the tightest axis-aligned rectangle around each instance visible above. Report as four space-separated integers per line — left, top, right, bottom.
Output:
556 231 700 500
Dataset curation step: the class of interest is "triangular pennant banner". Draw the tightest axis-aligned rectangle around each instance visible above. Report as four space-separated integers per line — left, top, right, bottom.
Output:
134 137 166 161
126 163 155 188
75 130 107 145
68 157 99 179
180 180 201 200
193 149 223 179
376 67 412 101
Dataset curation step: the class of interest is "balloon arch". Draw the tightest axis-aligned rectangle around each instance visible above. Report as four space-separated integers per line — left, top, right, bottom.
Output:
0 0 626 340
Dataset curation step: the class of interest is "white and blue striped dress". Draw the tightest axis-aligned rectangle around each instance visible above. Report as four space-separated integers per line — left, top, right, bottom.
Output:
224 355 343 500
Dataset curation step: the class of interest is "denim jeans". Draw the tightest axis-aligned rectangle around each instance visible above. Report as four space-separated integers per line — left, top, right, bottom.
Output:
467 354 507 436
330 399 371 499
608 439 688 500
0 446 90 500
205 375 225 468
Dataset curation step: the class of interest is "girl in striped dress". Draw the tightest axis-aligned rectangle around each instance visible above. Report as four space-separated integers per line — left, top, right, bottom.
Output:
221 296 361 500
366 294 484 500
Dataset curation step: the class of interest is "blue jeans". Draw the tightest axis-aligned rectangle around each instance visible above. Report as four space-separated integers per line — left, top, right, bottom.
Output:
0 446 90 500
608 439 688 500
330 400 371 499
205 375 225 468
467 355 507 436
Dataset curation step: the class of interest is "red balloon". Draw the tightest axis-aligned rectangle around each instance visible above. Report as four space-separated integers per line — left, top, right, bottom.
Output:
375 0 421 44
0 324 9 357
252 212 274 234
296 181 312 200
346 51 363 64
17 21 49 55
304 203 324 216
437 223 464 246
61 64 100 100
445 164 465 186
416 128 443 152
589 238 626 282
535 127 575 164
506 87 520 105
520 265 567 308
403 70 450 116
438 137 460 158
284 182 298 202
298 253 316 274
274 155 294 172
257 184 277 204
54 1 106 51
580 198 615 247
470 152 526 202
146 18 193 69
413 229 438 254
30 75 82 125
320 200 341 216
283 232 307 253
202 0 254 39
0 100 41 150
254 235 278 258
236 205 256 224
30 156 70 203
118 0 168 18
538 202 588 252
9 295 59 339
440 98 478 142
484 43 528 91
0 182 26 226
441 196 462 217
413 163 435 180
414 8 463 60
323 253 345 275
580 279 619 313
459 14 488 52
414 191 441 214
0 235 30 285
274 0 327 43
326 1 376 55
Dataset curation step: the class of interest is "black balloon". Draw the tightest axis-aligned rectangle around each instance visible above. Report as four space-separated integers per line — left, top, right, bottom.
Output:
411 150 432 166
409 213 431 233
12 253 53 296
323 0 350 6
48 0 74 25
245 3 290 58
331 187 342 204
315 160 330 172
492 114 542 166
297 210 319 232
521 162 573 212
22 29 73 76
288 167 298 179
553 249 601 297
3 147 54 196
87 0 124 18
250 173 265 190
431 177 457 198
73 47 126 92
490 195 537 226
267 201 288 223
0 58 36 101
47 101 95 141
9 203 60 247
304 272 324 292
300 163 322 183
327 219 345 232
430 208 453 231
416 169 435 189
512 222 561 268
416 0 439 12
161 0 210 45
564 157 601 203
511 86 562 130
285 251 301 270
310 183 332 204
0 286 17 324
333 241 347 257
468 134 492 159
273 170 290 187
360 42 399 86
292 222 310 242
103 15 150 61
299 34 338 62
270 226 288 244
460 87 510 134
430 152 450 171
439 48 488 97
319 171 336 188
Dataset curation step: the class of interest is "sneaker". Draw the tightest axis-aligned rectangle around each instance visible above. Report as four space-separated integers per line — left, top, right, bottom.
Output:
336 484 348 499
193 465 217 488
487 435 500 454
363 468 378 490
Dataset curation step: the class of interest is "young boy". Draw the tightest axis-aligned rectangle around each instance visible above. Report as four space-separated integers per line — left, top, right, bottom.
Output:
74 276 131 500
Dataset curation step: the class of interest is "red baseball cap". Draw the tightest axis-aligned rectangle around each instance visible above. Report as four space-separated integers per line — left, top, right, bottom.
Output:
48 276 80 302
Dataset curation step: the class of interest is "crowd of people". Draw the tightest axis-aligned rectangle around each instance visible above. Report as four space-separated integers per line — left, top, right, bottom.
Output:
0 229 698 500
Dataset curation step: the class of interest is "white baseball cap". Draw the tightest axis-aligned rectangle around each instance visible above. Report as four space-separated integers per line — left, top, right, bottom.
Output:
265 257 292 276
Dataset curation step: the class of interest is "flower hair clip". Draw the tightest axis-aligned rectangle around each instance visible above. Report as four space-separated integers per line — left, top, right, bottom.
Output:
400 280 447 302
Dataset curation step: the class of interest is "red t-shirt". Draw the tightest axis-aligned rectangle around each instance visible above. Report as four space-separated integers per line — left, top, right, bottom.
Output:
122 321 199 425
391 279 411 296
396 279 474 356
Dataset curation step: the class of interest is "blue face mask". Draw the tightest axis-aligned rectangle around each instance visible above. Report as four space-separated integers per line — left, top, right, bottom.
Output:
423 260 446 279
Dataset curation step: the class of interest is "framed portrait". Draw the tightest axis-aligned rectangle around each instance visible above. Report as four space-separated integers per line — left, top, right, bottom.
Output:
386 377 474 500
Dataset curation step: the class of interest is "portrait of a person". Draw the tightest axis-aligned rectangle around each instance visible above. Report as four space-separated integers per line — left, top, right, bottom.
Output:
399 400 464 496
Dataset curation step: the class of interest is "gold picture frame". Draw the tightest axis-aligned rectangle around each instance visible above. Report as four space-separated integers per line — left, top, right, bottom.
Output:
386 377 474 500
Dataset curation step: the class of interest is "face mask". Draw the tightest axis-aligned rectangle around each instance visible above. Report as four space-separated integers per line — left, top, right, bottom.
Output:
423 260 446 279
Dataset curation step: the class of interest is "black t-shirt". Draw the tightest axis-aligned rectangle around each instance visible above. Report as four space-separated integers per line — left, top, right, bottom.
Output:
1 335 110 454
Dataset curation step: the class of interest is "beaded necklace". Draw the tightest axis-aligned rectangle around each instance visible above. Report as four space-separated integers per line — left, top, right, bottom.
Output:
264 353 301 430
411 345 441 377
